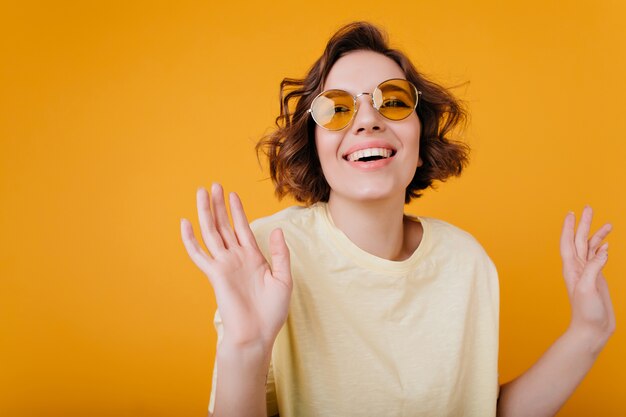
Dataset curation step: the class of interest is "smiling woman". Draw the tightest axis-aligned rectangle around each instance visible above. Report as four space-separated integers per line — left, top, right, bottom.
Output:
256 23 469 205
179 21 616 417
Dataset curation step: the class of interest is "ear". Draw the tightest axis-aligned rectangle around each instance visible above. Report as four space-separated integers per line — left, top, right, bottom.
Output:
417 157 423 167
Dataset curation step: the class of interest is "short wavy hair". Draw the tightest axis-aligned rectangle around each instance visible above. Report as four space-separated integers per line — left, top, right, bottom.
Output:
256 21 470 204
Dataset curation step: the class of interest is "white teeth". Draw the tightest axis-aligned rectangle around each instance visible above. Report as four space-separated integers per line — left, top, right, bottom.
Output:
347 148 392 162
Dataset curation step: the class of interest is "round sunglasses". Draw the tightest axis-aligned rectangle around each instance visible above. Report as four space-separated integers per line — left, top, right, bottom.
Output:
308 78 421 131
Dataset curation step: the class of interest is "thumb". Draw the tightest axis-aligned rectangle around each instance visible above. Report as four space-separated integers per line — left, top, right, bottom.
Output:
578 243 609 292
269 228 292 287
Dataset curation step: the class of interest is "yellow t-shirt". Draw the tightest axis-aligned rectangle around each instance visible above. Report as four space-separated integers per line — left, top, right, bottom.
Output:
209 203 500 416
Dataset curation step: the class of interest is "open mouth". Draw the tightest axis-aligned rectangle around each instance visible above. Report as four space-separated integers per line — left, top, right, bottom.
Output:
344 147 396 162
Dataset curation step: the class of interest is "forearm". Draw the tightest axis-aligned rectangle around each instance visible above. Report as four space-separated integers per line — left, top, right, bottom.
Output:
212 339 272 417
496 327 608 417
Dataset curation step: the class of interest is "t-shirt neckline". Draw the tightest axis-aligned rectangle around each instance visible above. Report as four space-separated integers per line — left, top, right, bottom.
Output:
314 202 430 274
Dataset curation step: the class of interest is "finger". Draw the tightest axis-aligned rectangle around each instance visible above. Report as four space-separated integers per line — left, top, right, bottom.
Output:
180 218 215 279
587 223 612 261
268 228 292 287
577 242 609 292
574 206 592 260
560 211 577 261
211 183 237 249
229 192 260 249
196 187 226 255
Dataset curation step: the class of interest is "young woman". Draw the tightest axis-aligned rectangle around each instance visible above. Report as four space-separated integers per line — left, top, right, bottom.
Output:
180 22 615 417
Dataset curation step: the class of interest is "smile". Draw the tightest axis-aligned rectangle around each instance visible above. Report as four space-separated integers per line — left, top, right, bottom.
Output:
344 147 397 162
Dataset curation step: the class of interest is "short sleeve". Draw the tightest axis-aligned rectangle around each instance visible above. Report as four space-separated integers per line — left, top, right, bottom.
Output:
208 309 278 416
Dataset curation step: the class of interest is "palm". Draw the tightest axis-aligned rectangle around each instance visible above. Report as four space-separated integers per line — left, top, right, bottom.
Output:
211 244 291 346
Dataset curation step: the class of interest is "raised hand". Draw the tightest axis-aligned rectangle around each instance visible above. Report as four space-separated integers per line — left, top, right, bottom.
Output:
180 183 292 350
560 206 615 352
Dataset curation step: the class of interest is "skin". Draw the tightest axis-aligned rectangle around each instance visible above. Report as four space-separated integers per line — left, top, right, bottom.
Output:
180 51 615 417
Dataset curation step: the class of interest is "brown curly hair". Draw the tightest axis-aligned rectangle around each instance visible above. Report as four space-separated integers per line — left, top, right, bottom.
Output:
256 21 470 204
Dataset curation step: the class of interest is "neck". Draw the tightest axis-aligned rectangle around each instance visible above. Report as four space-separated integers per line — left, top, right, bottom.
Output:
327 193 414 261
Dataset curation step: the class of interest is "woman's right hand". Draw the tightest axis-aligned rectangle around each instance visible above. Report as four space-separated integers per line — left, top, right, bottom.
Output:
180 183 292 351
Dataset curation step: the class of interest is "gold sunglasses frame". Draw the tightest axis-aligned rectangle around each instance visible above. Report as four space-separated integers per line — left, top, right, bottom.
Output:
307 78 422 131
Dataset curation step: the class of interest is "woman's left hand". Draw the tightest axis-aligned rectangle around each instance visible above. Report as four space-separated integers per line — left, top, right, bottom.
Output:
560 206 616 354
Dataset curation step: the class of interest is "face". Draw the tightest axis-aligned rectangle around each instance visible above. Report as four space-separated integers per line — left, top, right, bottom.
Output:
314 50 422 205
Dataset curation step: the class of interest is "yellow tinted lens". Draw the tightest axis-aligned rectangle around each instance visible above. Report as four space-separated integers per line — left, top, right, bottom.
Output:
310 90 354 130
375 79 417 120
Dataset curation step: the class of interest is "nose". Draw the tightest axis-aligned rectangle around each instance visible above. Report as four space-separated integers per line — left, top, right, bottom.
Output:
351 93 384 133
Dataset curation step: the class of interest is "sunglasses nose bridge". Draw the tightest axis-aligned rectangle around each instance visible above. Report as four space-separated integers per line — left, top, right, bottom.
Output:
354 91 373 101
353 92 377 112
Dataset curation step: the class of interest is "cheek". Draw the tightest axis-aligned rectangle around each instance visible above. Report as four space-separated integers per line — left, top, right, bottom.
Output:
395 121 422 170
406 118 422 155
314 129 340 168
396 121 421 150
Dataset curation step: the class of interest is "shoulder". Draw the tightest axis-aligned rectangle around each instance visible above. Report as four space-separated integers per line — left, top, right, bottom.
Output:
421 216 479 242
250 204 319 243
419 216 494 262
418 217 499 296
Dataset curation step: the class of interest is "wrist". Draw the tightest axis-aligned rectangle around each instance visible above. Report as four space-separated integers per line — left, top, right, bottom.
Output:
219 337 273 364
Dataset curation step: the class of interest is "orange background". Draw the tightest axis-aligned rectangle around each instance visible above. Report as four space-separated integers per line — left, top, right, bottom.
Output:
1 1 624 416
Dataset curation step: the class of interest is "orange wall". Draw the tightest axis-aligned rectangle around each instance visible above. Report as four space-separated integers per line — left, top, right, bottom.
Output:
1 1 624 416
